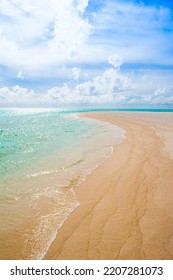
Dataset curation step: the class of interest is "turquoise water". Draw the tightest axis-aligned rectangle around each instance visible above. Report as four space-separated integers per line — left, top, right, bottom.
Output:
0 108 125 259
0 108 100 179
58 108 173 114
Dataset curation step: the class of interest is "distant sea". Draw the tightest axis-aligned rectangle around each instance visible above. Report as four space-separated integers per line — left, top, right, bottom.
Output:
0 108 125 259
58 108 173 113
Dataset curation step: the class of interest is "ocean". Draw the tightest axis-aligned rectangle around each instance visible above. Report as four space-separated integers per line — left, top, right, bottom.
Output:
0 108 125 259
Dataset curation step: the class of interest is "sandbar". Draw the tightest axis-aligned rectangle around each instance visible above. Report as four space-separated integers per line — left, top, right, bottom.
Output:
44 112 173 260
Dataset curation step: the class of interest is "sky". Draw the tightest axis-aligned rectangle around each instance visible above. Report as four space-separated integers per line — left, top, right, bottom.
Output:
0 0 173 108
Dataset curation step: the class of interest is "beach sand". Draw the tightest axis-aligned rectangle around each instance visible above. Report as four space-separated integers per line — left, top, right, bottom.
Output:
44 112 173 260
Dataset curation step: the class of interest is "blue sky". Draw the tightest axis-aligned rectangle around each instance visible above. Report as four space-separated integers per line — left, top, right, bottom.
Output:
0 0 173 107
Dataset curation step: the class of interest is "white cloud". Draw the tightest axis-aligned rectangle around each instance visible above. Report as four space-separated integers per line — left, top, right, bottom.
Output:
151 86 173 104
154 87 169 96
49 0 92 57
17 71 24 80
0 85 36 105
0 60 132 106
1 69 173 106
0 0 92 71
92 0 173 65
0 0 173 107
42 62 132 105
0 0 172 86
108 55 123 70
71 67 81 80
75 0 89 13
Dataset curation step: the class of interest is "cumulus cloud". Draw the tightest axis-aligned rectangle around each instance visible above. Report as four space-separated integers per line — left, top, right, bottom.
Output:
49 0 92 57
0 85 36 105
43 62 132 105
0 59 133 106
71 67 81 80
1 52 173 107
75 0 89 13
108 55 123 70
1 77 173 107
0 0 92 70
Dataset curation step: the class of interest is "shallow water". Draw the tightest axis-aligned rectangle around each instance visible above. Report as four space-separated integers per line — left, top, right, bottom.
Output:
0 108 125 259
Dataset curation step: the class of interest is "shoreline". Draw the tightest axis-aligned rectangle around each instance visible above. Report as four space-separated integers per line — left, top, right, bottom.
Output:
44 112 173 260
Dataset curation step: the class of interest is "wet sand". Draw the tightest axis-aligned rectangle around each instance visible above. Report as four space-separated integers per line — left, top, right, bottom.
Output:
44 112 173 260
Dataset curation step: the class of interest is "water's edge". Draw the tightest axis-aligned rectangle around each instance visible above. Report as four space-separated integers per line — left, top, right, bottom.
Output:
0 109 125 259
40 114 126 259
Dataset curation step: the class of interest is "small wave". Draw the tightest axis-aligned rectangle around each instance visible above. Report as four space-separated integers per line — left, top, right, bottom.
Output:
35 198 80 260
27 170 59 177
63 159 84 170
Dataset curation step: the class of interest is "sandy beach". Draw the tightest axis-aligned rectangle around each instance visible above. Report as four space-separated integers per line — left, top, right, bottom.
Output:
44 112 173 260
